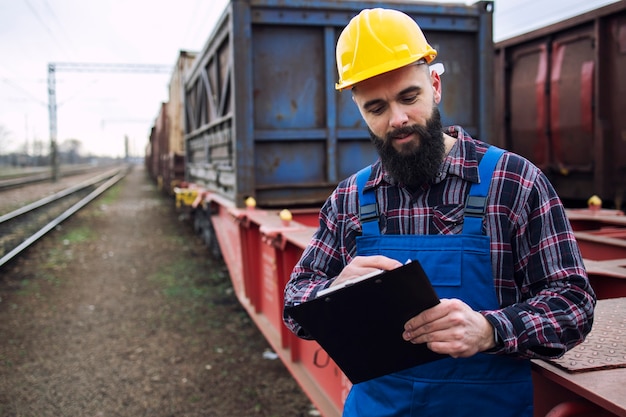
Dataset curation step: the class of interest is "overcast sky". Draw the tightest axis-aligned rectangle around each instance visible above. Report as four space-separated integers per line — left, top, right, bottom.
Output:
0 0 620 157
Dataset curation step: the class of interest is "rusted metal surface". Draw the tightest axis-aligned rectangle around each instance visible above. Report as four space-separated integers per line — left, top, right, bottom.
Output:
145 51 197 195
532 298 626 417
548 297 626 373
183 0 495 208
495 1 626 206
203 197 626 417
564 208 626 299
535 207 626 415
544 400 614 417
146 102 168 184
167 51 196 156
152 1 626 415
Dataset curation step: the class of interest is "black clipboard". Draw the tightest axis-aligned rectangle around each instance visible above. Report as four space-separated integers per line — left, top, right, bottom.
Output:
285 260 447 384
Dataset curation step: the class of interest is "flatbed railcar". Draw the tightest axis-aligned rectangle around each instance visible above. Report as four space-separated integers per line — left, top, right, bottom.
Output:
145 1 626 416
177 0 494 414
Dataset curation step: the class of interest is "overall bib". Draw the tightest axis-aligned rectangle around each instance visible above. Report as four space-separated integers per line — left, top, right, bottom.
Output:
342 147 533 417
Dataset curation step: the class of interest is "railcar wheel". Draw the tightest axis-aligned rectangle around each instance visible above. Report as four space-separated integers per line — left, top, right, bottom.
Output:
202 216 222 260
193 210 204 234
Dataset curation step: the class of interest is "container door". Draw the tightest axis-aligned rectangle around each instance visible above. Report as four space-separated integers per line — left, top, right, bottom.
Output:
506 41 550 170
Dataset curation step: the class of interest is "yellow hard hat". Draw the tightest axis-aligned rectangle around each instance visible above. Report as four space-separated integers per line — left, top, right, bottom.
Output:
335 8 437 91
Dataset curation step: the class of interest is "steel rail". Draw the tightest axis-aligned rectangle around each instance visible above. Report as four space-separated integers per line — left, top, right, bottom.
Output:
0 168 127 268
0 164 120 192
0 167 123 223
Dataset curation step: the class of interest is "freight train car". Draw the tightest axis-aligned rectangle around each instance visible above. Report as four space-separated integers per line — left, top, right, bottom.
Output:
145 101 167 182
494 0 626 209
145 50 197 195
175 0 494 415
182 0 494 209
146 0 626 416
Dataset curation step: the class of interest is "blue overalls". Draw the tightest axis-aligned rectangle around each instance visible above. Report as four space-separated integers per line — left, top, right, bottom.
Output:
342 146 533 417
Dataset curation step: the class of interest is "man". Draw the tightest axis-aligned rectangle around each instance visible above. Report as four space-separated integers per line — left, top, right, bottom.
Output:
283 8 595 417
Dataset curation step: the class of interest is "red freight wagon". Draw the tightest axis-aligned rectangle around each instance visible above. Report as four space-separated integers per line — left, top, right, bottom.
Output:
494 1 626 208
146 0 626 416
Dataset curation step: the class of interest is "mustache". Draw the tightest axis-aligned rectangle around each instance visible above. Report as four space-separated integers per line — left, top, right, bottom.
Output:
385 124 432 142
387 126 415 140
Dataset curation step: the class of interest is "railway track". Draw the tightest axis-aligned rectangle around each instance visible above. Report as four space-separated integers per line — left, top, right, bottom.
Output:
0 166 129 268
0 164 118 192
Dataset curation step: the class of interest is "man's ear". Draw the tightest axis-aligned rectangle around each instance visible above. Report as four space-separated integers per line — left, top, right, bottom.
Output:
431 71 442 104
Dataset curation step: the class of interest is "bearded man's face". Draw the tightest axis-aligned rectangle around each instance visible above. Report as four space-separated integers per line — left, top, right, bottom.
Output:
370 107 445 189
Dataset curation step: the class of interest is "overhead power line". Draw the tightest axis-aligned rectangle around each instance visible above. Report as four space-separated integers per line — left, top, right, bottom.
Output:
47 62 173 181
1 78 47 107
23 0 74 59
51 62 173 73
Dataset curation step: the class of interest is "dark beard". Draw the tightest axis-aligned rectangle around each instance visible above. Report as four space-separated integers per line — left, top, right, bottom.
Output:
369 107 445 189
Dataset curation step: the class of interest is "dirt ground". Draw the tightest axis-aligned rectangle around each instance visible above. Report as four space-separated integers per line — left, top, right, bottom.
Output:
0 166 315 417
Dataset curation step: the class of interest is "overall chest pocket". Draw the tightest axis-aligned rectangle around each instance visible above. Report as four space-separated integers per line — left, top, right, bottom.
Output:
356 234 464 289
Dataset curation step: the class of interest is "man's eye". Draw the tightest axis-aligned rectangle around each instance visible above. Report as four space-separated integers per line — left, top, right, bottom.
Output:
369 106 385 115
401 95 418 104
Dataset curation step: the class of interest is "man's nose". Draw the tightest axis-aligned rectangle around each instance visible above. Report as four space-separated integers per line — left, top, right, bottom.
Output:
389 104 409 129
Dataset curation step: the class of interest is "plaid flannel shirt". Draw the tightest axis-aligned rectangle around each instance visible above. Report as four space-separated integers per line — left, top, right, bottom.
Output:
283 126 595 359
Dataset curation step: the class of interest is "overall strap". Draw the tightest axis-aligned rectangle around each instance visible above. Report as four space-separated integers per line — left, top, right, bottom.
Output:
463 146 505 235
357 146 505 237
356 165 380 236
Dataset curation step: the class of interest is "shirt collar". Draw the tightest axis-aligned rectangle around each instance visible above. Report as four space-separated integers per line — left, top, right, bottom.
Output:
441 125 481 185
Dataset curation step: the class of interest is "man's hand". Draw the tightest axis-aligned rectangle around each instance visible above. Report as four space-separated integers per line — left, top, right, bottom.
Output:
330 255 402 288
402 298 496 357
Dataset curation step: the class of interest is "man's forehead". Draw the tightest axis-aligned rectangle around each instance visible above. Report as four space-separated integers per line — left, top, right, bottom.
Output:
352 64 431 97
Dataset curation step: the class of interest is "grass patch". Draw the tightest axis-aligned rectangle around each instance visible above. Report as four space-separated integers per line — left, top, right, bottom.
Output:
148 258 232 324
98 183 122 205
38 226 95 272
17 226 98 296
60 226 95 245
16 279 38 296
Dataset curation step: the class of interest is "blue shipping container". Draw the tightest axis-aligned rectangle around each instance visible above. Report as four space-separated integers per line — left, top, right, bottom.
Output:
184 0 494 208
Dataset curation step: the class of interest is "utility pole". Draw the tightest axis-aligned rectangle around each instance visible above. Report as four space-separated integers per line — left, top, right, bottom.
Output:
47 64 59 180
47 62 172 181
124 135 129 162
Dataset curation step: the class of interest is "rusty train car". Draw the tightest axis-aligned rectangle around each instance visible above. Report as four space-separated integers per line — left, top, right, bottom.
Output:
494 0 626 209
145 50 196 195
146 1 626 416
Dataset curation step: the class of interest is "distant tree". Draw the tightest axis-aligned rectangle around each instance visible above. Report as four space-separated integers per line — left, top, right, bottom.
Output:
59 138 83 164
32 138 46 165
0 125 12 156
